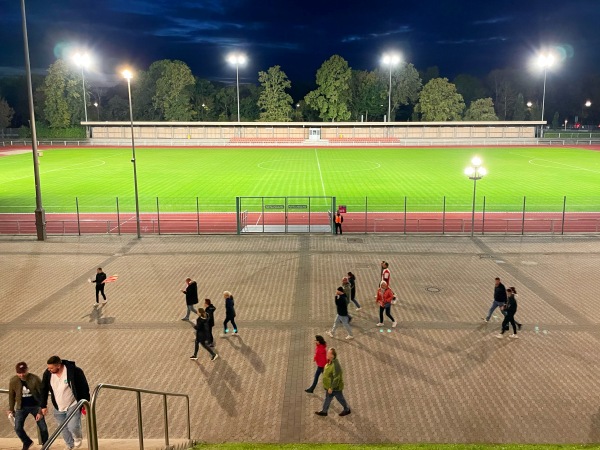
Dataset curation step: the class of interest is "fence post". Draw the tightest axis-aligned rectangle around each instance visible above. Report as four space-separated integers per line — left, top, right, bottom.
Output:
116 197 121 236
482 196 486 235
521 196 526 235
561 196 566 235
136 391 144 450
156 197 161 235
162 394 170 449
261 197 265 232
236 197 241 235
76 197 81 236
364 196 368 234
196 197 200 235
403 196 407 235
442 196 446 235
331 197 337 234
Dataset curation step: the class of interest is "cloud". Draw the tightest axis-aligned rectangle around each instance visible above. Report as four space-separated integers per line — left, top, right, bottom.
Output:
437 36 508 45
473 16 512 25
341 26 412 43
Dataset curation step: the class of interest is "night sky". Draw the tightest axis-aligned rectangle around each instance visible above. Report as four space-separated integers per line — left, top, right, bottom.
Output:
1 0 600 87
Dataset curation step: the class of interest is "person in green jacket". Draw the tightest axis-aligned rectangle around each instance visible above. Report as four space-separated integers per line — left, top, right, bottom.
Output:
315 348 351 417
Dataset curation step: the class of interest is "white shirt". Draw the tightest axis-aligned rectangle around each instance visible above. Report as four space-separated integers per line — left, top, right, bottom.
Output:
50 369 76 411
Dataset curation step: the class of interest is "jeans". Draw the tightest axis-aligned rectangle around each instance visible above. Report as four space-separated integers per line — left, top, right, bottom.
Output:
321 389 350 413
183 304 197 320
193 338 216 358
331 315 352 336
379 305 395 323
14 407 49 446
486 301 506 321
349 297 361 308
307 366 324 391
224 316 237 332
53 403 82 449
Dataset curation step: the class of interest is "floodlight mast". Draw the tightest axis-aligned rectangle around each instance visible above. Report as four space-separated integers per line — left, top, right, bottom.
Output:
227 53 247 122
122 69 141 239
381 53 400 122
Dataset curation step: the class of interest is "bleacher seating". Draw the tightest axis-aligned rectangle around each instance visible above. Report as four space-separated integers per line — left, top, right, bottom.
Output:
327 137 401 145
229 137 305 145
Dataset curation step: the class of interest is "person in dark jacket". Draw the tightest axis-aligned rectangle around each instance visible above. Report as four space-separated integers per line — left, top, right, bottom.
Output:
90 267 107 305
347 272 361 310
305 335 327 393
40 356 90 450
7 361 49 449
190 308 219 361
484 277 507 322
223 291 238 335
204 298 216 347
326 287 353 340
180 277 199 321
496 287 519 339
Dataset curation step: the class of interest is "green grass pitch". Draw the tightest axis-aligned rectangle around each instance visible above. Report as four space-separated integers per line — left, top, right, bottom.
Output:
1 146 599 213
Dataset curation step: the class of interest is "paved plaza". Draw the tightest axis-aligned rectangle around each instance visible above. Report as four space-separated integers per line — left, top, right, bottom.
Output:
1 233 600 446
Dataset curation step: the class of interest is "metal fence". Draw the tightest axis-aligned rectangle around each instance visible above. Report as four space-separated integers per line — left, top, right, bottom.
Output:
0 195 599 236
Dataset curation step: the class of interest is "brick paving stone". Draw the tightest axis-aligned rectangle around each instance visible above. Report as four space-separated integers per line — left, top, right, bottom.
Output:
1 234 600 444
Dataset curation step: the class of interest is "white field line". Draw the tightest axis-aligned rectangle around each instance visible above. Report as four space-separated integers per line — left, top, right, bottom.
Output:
255 213 262 226
314 148 327 197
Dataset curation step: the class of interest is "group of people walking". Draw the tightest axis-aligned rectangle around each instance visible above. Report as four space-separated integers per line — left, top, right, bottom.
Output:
484 277 522 338
7 356 89 450
180 278 238 362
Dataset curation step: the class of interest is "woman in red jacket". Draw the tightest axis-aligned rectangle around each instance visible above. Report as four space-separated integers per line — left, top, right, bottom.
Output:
305 335 327 393
376 281 397 328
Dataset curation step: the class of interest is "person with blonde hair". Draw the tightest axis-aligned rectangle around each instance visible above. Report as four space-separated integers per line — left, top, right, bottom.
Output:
222 291 238 335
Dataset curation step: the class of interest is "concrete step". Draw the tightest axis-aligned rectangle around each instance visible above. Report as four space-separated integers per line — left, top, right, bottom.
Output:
0 438 193 450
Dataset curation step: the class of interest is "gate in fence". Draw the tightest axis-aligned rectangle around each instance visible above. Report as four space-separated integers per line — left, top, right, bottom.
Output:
236 196 335 233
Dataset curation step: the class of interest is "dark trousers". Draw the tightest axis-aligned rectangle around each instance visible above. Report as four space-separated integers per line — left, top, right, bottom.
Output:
307 366 324 391
335 223 342 234
379 305 395 323
95 285 106 302
14 407 49 446
321 389 350 413
207 324 214 344
224 316 237 332
193 338 216 358
501 313 517 334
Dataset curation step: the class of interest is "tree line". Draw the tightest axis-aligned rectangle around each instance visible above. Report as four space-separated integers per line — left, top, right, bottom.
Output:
0 54 598 131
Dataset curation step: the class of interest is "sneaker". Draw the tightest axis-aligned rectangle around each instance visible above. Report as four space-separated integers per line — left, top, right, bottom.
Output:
189 356 198 360
376 323 384 327
392 321 398 328
326 330 334 338
181 317 189 321
211 354 219 361
73 438 82 448
233 329 238 334
509 334 519 339
355 307 362 311
339 409 351 417
304 388 314 393
101 299 107 304
345 335 354 340
314 411 328 416
495 334 504 339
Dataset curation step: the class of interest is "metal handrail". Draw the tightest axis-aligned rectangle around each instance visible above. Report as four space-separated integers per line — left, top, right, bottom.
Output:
0 388 43 445
41 399 91 450
89 383 191 450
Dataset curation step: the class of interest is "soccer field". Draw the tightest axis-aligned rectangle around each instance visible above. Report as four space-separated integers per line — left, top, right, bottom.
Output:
1 146 599 213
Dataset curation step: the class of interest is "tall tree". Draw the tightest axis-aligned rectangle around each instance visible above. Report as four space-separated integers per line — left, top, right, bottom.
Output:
153 60 196 121
464 98 498 121
305 55 352 122
349 70 385 121
193 78 217 121
43 59 83 128
0 97 15 128
257 65 293 121
416 77 465 121
378 62 422 121
453 74 487 106
105 95 129 121
215 86 236 121
513 93 527 121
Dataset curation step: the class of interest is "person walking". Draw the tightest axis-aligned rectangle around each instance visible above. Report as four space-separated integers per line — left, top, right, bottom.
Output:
190 308 219 361
305 335 327 393
510 286 523 330
222 291 238 335
347 272 361 310
334 212 343 235
326 287 353 340
40 356 90 450
376 281 397 327
496 287 519 339
90 267 107 305
180 277 199 321
204 298 216 347
484 277 507 322
7 362 49 450
314 348 351 417
381 261 391 287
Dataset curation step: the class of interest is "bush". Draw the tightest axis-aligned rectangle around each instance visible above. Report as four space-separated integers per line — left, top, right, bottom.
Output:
18 124 86 139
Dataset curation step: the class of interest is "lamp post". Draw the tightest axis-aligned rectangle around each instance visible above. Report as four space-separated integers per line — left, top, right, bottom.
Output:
227 53 246 122
582 100 592 127
73 52 90 125
93 101 99 120
464 157 486 237
20 0 45 240
381 53 400 122
122 69 141 239
537 53 554 138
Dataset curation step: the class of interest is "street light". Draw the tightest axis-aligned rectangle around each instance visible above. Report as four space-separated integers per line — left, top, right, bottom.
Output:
536 53 555 138
582 100 592 127
93 101 99 121
122 69 141 239
73 52 91 125
464 157 487 237
381 53 401 122
227 53 246 122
